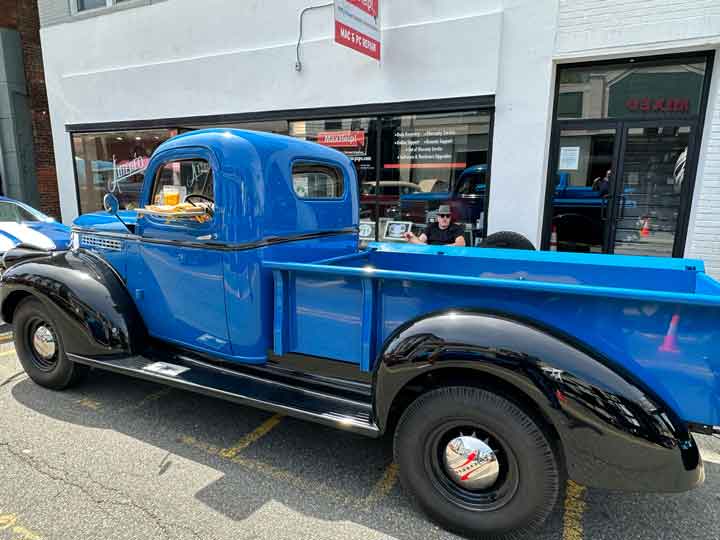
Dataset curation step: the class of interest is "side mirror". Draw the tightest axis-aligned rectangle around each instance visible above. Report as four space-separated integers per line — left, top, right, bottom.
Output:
103 193 120 215
102 192 131 233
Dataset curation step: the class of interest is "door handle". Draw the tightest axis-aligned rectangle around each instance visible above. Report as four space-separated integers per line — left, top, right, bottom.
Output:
177 253 185 264
601 197 611 220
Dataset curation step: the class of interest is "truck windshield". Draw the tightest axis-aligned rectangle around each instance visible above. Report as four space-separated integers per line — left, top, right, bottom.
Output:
0 201 44 223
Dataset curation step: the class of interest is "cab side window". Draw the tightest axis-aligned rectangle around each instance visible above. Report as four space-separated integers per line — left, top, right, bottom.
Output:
151 159 214 207
457 172 486 195
292 163 344 199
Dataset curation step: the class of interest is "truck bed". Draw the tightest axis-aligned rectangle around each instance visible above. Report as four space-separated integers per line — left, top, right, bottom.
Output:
265 243 720 426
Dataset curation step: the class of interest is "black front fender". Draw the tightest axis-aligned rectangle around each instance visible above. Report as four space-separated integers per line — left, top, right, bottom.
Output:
373 310 703 492
0 249 146 357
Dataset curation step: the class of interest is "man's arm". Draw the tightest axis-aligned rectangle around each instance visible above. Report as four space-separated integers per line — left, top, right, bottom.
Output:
450 235 466 247
404 231 427 244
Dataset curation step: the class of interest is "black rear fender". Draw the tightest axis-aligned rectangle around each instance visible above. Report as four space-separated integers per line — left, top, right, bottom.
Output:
373 309 703 492
0 249 146 357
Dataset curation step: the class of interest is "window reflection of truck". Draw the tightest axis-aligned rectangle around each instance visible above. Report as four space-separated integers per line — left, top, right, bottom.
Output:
400 165 487 226
552 172 642 251
400 167 638 251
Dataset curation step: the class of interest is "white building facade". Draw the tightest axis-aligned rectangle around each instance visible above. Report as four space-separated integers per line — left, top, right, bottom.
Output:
37 0 720 275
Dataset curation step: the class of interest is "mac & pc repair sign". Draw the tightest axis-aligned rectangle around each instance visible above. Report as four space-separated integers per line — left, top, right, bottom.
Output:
334 0 381 61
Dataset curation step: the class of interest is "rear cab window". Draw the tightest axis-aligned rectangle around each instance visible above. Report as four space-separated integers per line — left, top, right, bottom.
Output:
292 163 344 199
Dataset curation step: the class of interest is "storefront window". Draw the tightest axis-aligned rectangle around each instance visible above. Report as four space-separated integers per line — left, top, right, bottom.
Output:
72 129 175 213
77 0 106 11
380 111 491 245
70 105 493 242
558 56 708 120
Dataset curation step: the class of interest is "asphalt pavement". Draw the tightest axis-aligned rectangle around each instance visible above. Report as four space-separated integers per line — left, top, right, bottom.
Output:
0 335 718 540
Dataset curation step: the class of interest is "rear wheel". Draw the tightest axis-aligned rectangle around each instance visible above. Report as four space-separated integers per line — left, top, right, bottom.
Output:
394 386 559 540
13 297 87 390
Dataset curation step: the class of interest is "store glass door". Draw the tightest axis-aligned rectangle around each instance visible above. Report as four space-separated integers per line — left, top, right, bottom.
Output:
544 53 712 258
549 128 619 253
610 125 693 257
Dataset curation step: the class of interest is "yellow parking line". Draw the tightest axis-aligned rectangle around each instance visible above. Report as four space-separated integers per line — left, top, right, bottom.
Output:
118 387 172 413
362 462 399 507
562 480 587 540
0 512 42 539
180 431 401 510
76 398 102 411
180 434 316 489
219 414 283 459
0 349 16 358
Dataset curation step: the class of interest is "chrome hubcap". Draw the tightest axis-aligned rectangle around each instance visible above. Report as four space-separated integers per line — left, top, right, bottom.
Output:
443 434 500 490
32 325 56 360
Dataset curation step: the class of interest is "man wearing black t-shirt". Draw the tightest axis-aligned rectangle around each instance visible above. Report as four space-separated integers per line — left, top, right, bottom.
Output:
403 204 466 246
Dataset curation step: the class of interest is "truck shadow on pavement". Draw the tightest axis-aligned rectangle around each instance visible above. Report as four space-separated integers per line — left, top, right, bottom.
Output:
11 369 718 540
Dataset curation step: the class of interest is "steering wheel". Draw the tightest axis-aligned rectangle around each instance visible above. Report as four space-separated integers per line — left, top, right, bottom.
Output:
184 194 215 217
185 194 214 205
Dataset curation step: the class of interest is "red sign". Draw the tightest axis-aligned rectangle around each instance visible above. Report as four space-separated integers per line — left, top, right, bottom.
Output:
347 0 378 17
625 97 689 113
317 130 366 148
335 0 381 61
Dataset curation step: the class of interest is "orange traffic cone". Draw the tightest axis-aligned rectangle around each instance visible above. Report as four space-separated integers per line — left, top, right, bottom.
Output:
659 314 680 353
550 225 558 251
640 218 650 237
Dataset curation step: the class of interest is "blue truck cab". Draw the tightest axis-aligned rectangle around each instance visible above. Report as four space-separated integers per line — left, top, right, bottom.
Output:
1 129 719 540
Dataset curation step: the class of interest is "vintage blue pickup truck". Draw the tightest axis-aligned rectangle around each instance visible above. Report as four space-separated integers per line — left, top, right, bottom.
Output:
1 129 719 539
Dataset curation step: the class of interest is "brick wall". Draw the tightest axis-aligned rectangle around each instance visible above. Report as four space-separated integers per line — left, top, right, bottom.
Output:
556 0 720 56
687 81 720 277
0 0 60 218
0 1 17 28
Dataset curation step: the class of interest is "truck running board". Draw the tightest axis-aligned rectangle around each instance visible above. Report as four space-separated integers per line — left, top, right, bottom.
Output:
67 353 381 437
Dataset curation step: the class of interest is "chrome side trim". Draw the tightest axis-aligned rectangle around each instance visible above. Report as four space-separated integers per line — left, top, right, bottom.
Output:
71 226 358 251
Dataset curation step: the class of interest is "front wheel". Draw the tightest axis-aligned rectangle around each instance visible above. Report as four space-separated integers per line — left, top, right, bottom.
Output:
394 386 560 540
13 297 87 390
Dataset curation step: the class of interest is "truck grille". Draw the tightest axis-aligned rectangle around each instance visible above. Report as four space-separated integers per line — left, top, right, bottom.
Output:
79 234 122 252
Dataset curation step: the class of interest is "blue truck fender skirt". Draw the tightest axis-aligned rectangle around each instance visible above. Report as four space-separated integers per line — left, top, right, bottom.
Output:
373 309 704 492
0 249 147 357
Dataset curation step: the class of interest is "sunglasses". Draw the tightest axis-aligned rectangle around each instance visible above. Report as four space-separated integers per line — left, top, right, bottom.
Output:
438 214 451 218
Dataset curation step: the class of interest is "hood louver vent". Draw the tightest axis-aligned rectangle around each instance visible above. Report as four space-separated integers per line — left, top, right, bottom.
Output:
79 234 122 252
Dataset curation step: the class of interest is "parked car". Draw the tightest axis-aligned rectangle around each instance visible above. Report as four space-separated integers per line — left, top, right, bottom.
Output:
0 197 70 254
360 180 422 220
1 129 718 540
